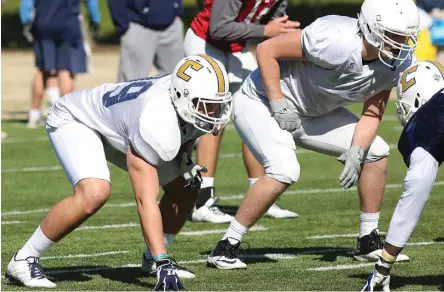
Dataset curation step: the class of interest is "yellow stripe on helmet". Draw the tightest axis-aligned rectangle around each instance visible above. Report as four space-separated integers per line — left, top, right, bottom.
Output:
199 54 226 93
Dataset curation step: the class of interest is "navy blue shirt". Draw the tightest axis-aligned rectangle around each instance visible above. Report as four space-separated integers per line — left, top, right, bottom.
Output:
398 90 444 166
20 0 100 41
108 0 183 37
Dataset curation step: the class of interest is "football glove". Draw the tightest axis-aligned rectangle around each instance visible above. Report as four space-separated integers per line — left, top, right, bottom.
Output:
270 98 301 132
337 145 364 190
361 266 391 292
179 152 207 188
153 259 185 291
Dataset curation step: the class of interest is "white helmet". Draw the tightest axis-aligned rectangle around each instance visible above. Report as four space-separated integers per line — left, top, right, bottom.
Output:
396 60 444 126
170 54 232 135
358 0 420 67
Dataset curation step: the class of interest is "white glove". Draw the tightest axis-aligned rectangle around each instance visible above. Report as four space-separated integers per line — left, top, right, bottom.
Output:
337 145 364 190
270 98 301 132
179 152 207 188
361 267 391 292
23 23 34 43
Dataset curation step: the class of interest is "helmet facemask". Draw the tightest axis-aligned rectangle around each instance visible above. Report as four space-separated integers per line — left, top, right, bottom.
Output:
188 92 232 135
373 25 418 67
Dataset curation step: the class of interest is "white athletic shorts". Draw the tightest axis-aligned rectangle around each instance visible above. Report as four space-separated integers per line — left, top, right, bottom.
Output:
46 112 180 187
184 28 257 93
232 91 391 184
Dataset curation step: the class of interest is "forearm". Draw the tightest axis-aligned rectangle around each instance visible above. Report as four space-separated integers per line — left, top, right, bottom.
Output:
136 191 167 256
257 44 283 101
351 117 380 151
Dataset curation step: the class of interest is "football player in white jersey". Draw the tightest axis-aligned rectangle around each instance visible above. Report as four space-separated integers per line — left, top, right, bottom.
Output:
362 61 444 291
5 55 232 290
207 0 420 269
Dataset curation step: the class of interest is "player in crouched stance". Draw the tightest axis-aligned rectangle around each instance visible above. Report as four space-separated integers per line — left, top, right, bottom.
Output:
5 55 232 290
362 61 444 291
207 0 420 269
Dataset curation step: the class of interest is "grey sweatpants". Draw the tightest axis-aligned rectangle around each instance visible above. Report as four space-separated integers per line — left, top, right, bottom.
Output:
118 18 184 82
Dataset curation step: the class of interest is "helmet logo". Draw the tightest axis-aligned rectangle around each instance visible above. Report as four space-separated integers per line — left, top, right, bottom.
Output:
400 64 418 92
176 60 203 82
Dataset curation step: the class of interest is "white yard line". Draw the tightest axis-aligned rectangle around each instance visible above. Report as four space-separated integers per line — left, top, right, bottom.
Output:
307 232 386 240
307 262 374 271
2 144 403 174
220 180 444 201
42 251 129 260
180 225 267 236
4 181 444 216
1 220 23 225
75 223 267 236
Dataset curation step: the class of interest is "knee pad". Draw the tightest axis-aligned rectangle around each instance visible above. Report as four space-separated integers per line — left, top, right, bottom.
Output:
365 136 390 163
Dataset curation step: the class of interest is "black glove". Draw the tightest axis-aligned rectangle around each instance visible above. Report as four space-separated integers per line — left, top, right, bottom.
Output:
153 259 185 291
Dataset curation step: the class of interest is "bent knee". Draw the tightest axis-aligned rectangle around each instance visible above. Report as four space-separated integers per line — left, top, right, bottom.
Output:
75 179 111 215
365 136 390 163
266 160 300 185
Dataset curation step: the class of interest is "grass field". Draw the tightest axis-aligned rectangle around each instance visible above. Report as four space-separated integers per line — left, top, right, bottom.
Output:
1 102 444 291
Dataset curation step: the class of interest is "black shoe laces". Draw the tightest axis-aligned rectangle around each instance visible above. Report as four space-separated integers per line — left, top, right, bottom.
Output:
27 258 46 280
222 238 249 259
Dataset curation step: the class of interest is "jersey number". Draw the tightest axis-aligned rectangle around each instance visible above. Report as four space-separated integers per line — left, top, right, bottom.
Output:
102 75 169 108
176 60 203 82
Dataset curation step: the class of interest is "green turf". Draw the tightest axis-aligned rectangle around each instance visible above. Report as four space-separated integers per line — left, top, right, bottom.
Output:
2 102 444 291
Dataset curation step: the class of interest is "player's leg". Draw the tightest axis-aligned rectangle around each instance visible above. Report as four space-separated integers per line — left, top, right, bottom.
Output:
183 28 234 223
28 39 55 128
154 17 184 74
118 22 156 82
362 147 439 291
57 38 88 95
6 112 111 288
232 50 299 219
207 91 300 269
292 107 403 262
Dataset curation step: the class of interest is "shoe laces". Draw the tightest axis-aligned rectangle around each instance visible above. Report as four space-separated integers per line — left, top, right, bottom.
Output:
27 257 46 280
223 238 249 259
208 198 228 216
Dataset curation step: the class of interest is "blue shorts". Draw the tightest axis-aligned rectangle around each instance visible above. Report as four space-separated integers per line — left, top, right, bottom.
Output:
33 38 87 74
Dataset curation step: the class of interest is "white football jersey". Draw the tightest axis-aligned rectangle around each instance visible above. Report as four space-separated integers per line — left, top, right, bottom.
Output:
242 15 416 116
48 74 202 166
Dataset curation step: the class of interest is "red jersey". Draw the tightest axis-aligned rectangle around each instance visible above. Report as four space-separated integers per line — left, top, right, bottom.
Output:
190 0 282 53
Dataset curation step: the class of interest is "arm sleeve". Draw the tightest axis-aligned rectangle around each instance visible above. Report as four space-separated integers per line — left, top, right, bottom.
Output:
301 18 347 69
107 0 129 36
209 0 265 41
85 0 101 24
131 130 163 166
19 0 34 24
385 147 439 247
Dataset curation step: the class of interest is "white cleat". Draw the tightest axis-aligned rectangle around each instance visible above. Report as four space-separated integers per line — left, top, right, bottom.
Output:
191 197 234 224
141 254 196 279
207 239 247 270
5 254 56 288
265 203 299 219
354 249 410 262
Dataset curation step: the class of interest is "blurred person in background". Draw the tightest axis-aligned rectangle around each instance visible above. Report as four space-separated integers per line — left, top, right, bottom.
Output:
2 0 7 140
19 0 101 128
417 0 444 63
183 0 300 224
108 0 185 82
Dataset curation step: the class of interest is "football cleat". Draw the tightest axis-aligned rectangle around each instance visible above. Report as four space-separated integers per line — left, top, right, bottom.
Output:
354 229 409 262
361 265 391 292
191 192 233 224
153 259 185 291
5 253 56 288
265 203 299 219
141 254 196 279
207 238 247 269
